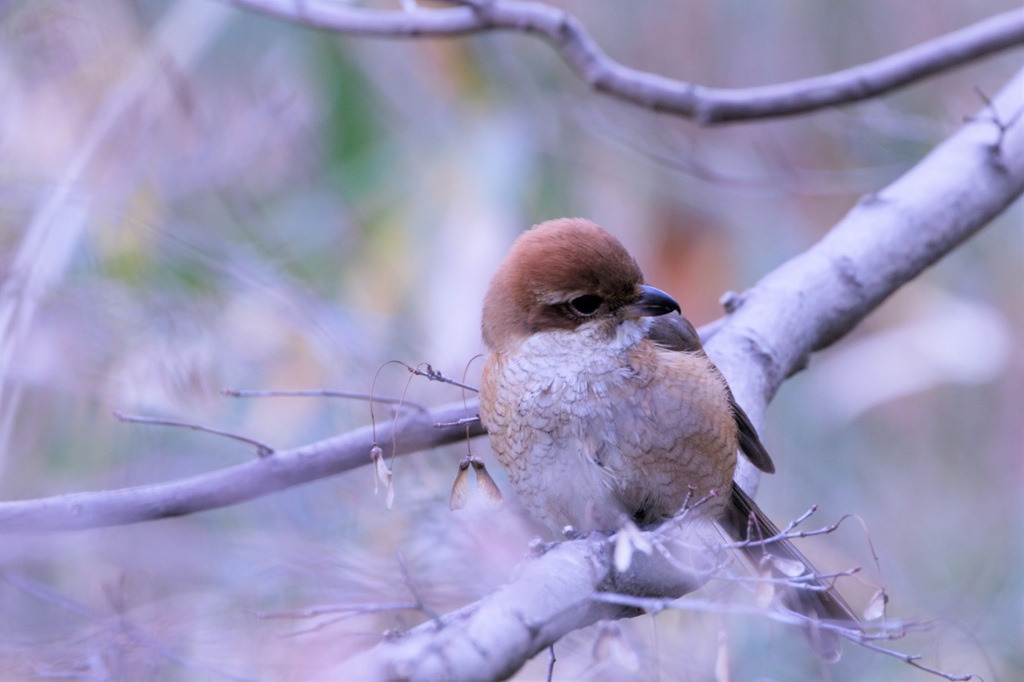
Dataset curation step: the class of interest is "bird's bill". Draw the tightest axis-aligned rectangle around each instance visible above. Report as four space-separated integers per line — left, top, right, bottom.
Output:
624 284 681 318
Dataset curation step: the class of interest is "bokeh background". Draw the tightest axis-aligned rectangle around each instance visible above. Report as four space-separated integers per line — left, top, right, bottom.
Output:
0 1 1021 679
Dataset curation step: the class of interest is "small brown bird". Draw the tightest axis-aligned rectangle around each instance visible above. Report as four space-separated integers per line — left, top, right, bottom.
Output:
479 218 856 659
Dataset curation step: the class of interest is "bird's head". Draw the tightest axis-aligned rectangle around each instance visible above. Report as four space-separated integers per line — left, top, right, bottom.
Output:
482 218 680 352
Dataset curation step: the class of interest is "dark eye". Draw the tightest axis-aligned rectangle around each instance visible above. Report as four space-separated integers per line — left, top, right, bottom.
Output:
568 295 602 316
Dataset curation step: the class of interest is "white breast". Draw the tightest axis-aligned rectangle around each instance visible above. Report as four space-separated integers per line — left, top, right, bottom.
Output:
481 321 653 532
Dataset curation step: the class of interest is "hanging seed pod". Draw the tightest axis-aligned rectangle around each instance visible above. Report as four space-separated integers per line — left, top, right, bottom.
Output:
449 456 472 510
471 459 504 509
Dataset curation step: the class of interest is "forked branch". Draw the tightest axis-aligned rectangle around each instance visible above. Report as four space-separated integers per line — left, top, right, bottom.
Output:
228 0 1024 123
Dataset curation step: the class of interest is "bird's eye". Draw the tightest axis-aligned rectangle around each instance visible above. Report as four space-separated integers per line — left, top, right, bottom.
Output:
568 295 602 316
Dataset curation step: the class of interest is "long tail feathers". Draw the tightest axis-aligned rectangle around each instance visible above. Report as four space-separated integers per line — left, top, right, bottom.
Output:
721 484 859 662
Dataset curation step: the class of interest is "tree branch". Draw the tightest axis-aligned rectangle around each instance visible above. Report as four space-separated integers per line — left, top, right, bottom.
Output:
0 401 481 533
227 0 1024 122
708 65 1024 470
341 532 709 680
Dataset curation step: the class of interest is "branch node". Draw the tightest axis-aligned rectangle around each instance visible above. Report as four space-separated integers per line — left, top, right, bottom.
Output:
720 290 746 314
964 85 1024 163
434 415 481 428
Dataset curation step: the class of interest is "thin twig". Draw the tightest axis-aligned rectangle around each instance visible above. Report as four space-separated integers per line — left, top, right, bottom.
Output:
256 601 422 620
725 513 852 551
397 553 442 624
407 363 480 393
711 566 862 590
434 415 481 428
113 411 275 457
223 388 427 412
257 601 426 637
852 638 974 681
1 570 251 681
592 588 974 680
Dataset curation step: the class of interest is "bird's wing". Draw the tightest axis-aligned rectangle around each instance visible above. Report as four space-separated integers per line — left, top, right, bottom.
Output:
729 398 775 474
647 315 775 474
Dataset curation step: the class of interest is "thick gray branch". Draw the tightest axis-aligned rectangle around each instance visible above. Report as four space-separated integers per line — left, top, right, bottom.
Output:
708 65 1024 440
228 0 1024 122
340 535 705 681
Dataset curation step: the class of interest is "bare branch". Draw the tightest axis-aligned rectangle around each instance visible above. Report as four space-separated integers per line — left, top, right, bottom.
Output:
707 66 1024 489
341 533 707 680
228 0 1024 123
0 401 482 533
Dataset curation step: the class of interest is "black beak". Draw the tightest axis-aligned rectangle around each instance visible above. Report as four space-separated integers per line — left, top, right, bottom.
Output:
625 284 681 318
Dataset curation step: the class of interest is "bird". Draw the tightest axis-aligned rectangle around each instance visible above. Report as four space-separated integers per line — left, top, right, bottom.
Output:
478 217 857 660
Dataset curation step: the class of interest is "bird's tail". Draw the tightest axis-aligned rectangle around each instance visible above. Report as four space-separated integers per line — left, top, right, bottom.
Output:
721 484 859 662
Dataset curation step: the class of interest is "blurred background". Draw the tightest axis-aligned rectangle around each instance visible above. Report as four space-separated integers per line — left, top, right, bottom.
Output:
0 1 1020 679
